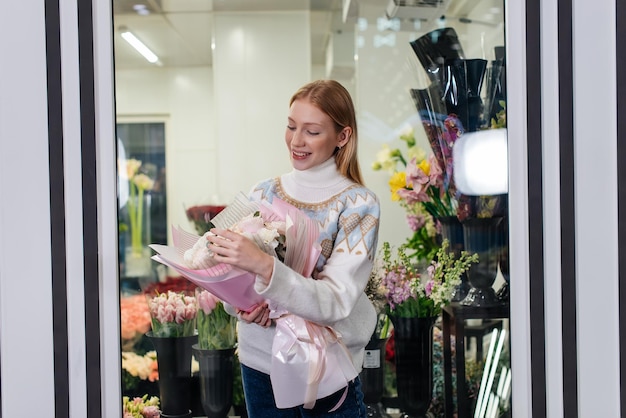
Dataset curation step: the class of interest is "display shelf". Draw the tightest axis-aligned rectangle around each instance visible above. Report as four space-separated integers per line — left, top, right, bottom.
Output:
442 302 510 418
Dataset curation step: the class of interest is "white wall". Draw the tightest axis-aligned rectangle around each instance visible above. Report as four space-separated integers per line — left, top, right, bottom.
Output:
116 67 216 240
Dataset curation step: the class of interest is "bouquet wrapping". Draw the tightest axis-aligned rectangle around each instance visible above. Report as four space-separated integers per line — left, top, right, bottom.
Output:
150 193 278 312
264 198 358 410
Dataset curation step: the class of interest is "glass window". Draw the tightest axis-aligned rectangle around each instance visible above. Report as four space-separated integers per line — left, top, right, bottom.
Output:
113 2 510 417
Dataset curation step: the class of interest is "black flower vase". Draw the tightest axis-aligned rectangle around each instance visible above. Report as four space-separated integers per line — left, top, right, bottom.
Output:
390 316 436 418
147 332 197 418
437 216 471 302
461 217 504 307
192 344 236 418
360 336 391 418
464 58 488 132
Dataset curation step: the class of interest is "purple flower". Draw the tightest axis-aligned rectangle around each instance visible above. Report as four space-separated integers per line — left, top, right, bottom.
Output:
407 214 426 231
424 279 435 296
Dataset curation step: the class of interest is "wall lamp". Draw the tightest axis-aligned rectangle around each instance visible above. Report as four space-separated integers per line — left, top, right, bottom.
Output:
119 26 161 65
453 128 508 196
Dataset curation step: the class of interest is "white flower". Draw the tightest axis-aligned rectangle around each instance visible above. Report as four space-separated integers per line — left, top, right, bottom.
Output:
133 173 155 191
406 145 426 163
122 351 157 380
374 144 397 173
184 231 215 269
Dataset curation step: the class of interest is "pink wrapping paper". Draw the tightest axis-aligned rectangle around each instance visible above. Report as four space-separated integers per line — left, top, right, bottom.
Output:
271 315 358 409
150 243 264 312
263 199 357 410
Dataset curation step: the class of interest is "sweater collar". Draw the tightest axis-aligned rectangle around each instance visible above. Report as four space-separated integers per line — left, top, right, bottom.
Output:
290 157 342 188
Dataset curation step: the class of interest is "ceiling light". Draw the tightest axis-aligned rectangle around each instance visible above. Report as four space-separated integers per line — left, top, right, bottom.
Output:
119 26 161 65
132 4 150 15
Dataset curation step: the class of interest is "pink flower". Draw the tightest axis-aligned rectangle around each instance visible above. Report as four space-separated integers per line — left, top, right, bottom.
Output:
427 154 444 188
397 187 427 205
142 406 160 418
407 214 426 231
424 279 435 296
234 214 265 234
197 290 220 314
405 158 429 189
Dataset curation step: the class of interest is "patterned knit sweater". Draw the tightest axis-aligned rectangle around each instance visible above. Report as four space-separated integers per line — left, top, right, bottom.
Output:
234 157 381 375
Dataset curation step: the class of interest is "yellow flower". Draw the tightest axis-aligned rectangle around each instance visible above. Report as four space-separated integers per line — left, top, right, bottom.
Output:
389 171 407 201
418 159 430 176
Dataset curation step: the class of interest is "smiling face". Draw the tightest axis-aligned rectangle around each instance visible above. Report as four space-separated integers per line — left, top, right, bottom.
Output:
285 98 351 171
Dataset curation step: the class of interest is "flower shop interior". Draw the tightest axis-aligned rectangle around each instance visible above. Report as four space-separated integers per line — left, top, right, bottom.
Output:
115 1 511 416
2 0 625 418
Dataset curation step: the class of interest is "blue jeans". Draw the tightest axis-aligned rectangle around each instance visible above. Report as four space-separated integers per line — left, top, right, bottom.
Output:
240 364 367 418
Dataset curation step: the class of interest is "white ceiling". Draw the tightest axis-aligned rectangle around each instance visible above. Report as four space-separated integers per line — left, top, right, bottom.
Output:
112 0 350 70
112 0 504 71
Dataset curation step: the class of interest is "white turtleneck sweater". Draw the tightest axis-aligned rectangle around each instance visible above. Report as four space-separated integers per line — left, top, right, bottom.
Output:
232 157 381 375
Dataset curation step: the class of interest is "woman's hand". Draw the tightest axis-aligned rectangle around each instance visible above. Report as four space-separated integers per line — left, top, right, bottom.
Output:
206 228 274 283
237 303 272 328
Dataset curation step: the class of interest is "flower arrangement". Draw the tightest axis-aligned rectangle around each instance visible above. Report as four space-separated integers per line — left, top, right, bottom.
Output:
120 294 152 351
183 211 286 270
185 204 226 235
147 290 197 337
372 127 442 262
119 158 155 257
122 394 160 418
380 239 478 318
195 289 237 350
122 350 159 389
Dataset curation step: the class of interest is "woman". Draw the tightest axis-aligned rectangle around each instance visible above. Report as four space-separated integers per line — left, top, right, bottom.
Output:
206 79 380 417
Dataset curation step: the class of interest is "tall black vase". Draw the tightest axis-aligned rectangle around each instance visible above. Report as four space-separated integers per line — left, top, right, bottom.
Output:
437 216 471 302
360 336 391 418
192 344 235 418
147 332 197 418
390 316 437 418
461 217 504 307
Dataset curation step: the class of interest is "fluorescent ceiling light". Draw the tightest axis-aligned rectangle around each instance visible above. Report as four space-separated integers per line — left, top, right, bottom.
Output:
119 27 161 65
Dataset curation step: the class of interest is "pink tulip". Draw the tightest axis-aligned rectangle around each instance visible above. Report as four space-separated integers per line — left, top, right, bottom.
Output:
197 290 220 314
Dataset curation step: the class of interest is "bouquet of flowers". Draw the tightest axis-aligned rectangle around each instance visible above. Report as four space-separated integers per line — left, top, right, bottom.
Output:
122 394 160 418
195 289 237 350
147 290 197 337
380 239 478 318
150 192 316 312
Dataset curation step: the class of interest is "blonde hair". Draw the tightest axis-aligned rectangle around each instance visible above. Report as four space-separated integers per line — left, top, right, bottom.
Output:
289 80 364 185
